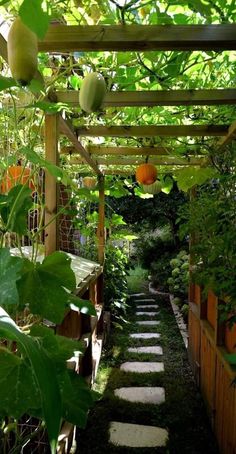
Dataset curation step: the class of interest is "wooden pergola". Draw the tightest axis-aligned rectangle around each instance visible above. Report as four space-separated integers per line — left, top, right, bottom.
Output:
1 23 236 262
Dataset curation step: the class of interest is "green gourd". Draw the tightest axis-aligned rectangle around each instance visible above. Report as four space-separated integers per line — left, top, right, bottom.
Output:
79 72 106 113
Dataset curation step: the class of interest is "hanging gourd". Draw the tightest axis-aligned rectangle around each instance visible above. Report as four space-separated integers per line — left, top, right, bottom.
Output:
1 166 35 193
143 180 162 195
7 17 38 86
83 176 97 189
136 163 157 185
79 72 106 113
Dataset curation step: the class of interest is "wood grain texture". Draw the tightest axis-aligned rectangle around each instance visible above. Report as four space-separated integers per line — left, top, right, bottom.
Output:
55 89 236 107
39 24 236 52
76 124 228 137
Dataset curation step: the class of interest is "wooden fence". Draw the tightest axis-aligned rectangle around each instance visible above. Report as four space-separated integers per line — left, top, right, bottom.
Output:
188 284 236 453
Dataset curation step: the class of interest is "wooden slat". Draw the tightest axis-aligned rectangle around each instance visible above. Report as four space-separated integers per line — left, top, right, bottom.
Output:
0 33 8 62
70 156 204 166
39 24 236 52
76 125 228 137
218 120 236 147
56 89 236 107
97 176 105 266
45 114 59 256
59 116 102 175
61 145 170 156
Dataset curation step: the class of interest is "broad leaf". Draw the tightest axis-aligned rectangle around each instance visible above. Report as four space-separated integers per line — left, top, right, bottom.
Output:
0 347 41 418
0 185 33 235
30 324 84 363
17 252 76 323
0 248 22 306
69 294 97 316
0 307 62 454
175 167 218 192
19 0 50 40
0 75 17 91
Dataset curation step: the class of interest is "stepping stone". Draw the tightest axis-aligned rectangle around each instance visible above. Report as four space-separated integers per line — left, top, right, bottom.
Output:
136 304 159 309
109 422 168 448
134 298 155 303
130 333 160 339
136 320 160 326
130 293 146 297
128 346 163 355
114 387 165 404
120 362 164 373
136 311 159 316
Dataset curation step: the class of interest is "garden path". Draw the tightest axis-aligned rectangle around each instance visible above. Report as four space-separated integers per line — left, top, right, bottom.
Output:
76 292 219 454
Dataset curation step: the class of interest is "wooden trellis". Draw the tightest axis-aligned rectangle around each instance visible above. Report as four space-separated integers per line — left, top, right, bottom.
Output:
1 21 236 454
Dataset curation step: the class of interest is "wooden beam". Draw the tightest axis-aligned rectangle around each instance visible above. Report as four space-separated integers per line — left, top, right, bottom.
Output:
59 116 102 175
61 145 170 156
45 114 59 256
70 156 204 166
97 175 105 266
76 125 228 138
56 89 236 107
39 24 236 52
0 33 8 62
218 120 236 147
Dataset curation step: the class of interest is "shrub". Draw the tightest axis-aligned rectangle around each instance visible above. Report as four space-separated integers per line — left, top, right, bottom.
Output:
168 250 189 299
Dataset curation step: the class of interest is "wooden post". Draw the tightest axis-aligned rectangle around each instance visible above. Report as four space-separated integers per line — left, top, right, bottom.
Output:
44 114 59 255
97 175 105 266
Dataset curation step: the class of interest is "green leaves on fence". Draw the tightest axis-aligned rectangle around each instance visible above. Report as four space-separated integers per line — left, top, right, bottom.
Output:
17 252 76 324
0 307 62 454
0 248 22 307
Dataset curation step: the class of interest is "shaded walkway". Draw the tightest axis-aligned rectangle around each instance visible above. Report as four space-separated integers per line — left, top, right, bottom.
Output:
76 292 219 453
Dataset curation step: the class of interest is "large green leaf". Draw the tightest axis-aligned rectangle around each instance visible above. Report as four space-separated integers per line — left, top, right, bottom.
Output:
69 294 97 316
17 252 76 323
0 307 62 453
30 324 84 363
19 0 50 40
0 248 22 306
60 370 96 428
0 185 33 235
0 347 41 418
175 167 218 192
0 75 17 91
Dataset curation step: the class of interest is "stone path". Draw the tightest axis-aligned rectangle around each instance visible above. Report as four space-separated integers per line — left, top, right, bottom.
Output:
109 294 168 449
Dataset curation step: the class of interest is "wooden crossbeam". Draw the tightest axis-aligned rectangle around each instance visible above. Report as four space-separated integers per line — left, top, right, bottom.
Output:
38 24 236 52
59 117 102 175
218 120 236 147
70 156 204 166
76 125 228 138
61 145 170 156
56 89 236 107
0 33 7 62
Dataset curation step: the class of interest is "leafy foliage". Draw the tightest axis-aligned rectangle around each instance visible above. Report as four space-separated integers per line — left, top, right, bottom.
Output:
167 250 190 298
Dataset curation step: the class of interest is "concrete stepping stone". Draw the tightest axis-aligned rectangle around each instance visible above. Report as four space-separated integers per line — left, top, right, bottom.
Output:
130 332 160 339
114 387 165 404
136 320 160 326
109 422 168 448
130 293 146 297
120 362 164 373
136 311 159 316
134 298 155 303
127 346 163 355
136 304 159 309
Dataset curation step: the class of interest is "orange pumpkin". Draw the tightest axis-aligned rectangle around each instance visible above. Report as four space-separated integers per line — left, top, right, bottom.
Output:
135 163 157 185
83 176 97 189
1 166 35 193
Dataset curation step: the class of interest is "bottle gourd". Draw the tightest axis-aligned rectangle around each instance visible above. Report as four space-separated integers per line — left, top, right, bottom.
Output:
7 17 38 86
79 72 106 113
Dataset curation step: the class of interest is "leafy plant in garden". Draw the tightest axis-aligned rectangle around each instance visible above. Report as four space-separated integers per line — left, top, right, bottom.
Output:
103 243 129 327
178 145 236 321
167 250 190 299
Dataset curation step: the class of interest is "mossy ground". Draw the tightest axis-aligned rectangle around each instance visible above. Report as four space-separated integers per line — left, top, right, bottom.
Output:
76 291 219 454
